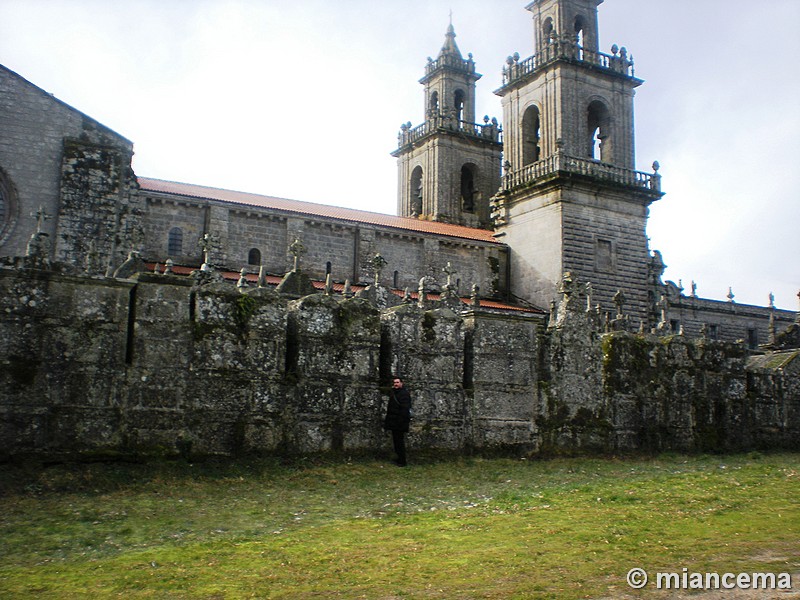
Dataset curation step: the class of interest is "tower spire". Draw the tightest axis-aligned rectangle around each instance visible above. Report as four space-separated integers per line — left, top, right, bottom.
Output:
492 0 663 325
439 18 462 59
392 18 501 228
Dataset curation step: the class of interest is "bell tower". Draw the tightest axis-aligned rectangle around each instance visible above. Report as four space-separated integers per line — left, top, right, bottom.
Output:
393 22 502 228
491 0 663 325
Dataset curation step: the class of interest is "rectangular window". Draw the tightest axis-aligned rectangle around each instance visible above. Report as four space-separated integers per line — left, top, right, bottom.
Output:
747 328 759 349
708 324 718 340
168 227 183 256
596 239 614 272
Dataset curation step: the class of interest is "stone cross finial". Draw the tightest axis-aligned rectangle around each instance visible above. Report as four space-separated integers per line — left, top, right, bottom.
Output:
418 277 428 308
659 294 669 325
288 238 306 272
198 233 213 266
558 271 576 297
471 283 480 308
690 281 697 297
768 292 775 309
31 206 50 234
442 262 457 290
768 310 777 346
237 268 248 288
370 253 388 286
613 289 625 318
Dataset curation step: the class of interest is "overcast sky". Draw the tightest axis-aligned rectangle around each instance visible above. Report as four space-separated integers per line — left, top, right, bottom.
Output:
1 0 798 309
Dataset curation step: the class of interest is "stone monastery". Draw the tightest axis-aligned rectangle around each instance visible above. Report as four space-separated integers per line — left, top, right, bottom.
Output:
1 0 798 459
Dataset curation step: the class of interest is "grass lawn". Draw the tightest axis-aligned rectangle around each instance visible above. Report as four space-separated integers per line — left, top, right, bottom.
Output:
0 451 798 599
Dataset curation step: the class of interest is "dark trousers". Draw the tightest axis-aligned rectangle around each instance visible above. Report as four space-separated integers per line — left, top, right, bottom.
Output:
391 429 407 465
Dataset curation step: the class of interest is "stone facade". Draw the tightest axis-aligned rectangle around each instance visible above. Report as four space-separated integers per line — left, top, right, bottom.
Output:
0 259 797 459
138 181 509 298
0 1 797 460
491 0 661 321
393 23 503 228
0 65 141 273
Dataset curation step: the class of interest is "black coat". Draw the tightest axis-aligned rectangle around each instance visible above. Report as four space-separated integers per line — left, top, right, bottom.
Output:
384 387 412 432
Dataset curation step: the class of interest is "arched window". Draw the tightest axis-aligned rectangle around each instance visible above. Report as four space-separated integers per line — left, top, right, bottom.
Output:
393 271 399 288
325 261 332 275
454 89 466 123
410 166 423 217
574 16 586 46
167 227 183 256
587 101 611 161
543 17 554 44
248 248 261 266
522 105 542 165
574 16 587 60
430 91 439 115
460 164 476 212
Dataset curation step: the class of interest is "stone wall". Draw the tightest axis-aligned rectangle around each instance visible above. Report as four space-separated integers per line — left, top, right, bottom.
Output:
0 259 797 460
0 65 139 268
537 279 800 455
141 191 508 298
659 290 795 347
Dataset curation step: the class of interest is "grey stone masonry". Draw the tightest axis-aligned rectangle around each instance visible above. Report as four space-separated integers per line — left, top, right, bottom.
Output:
0 258 797 460
393 23 503 228
140 188 509 300
57 139 142 274
464 309 541 450
288 294 383 452
380 302 469 450
0 65 140 270
652 281 796 348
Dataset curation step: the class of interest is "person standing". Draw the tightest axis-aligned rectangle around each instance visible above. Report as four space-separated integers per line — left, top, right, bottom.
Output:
384 376 412 466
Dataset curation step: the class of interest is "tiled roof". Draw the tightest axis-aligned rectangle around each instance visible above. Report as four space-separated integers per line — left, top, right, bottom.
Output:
148 263 543 315
138 177 501 245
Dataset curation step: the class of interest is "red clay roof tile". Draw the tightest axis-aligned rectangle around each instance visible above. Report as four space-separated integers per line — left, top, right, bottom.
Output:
138 177 502 245
146 262 542 314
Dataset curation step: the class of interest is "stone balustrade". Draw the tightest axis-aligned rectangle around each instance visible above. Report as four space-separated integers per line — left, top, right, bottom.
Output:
396 115 502 150
501 153 661 194
424 52 476 77
501 39 635 90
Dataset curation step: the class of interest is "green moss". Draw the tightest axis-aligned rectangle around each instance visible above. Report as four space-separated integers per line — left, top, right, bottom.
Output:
234 294 257 329
601 333 655 398
190 321 218 341
422 312 437 343
536 399 613 456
